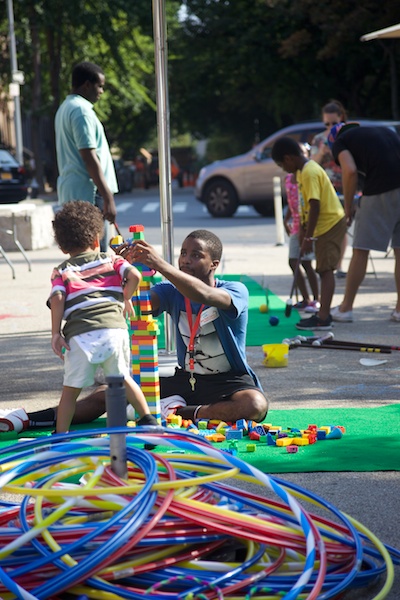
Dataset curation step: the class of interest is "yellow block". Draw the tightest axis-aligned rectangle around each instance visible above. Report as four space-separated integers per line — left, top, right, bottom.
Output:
276 437 292 447
292 437 309 446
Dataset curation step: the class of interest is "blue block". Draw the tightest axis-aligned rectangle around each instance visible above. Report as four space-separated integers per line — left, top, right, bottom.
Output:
253 425 266 436
226 429 243 440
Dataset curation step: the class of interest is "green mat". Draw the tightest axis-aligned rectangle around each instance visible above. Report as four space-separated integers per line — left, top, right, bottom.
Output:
1 405 398 473
156 274 301 348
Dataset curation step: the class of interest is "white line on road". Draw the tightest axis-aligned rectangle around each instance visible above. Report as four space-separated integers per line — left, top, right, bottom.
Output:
142 202 160 213
173 202 187 213
116 202 134 213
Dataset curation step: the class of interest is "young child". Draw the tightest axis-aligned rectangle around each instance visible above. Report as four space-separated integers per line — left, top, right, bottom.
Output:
272 137 346 330
49 200 157 432
283 171 319 313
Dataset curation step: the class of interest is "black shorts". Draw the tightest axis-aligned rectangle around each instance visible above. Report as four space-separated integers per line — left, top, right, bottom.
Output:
160 367 260 406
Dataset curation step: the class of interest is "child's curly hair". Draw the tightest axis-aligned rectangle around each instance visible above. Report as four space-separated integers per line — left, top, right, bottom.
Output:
53 201 104 253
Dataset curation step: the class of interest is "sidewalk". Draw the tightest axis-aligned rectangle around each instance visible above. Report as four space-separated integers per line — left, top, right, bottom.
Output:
0 221 399 597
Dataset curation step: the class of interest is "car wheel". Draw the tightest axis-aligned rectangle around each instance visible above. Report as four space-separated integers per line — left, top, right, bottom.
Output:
253 202 274 217
203 178 238 217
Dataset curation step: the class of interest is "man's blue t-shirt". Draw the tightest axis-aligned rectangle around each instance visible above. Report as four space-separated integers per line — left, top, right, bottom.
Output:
152 278 262 389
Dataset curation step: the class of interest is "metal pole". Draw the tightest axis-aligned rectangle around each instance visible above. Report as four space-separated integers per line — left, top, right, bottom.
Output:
273 176 285 246
152 0 175 353
6 0 24 165
106 375 128 479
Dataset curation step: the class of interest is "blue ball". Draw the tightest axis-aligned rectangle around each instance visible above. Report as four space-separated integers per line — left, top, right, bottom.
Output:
269 315 279 326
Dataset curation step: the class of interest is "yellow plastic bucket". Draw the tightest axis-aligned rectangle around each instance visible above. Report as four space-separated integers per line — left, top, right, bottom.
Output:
262 343 289 368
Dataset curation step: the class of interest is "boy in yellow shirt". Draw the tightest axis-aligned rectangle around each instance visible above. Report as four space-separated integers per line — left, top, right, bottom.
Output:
272 137 346 330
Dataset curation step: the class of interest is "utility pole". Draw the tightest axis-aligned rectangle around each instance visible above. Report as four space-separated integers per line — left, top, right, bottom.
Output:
6 0 24 164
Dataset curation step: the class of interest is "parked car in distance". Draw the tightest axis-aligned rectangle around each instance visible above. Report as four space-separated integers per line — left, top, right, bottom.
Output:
113 159 135 194
0 148 28 204
195 120 400 217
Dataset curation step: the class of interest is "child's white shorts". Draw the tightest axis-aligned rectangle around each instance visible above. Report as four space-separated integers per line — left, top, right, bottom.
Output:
63 328 130 389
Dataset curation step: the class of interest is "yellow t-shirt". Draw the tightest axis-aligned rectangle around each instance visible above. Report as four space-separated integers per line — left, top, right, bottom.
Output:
297 160 344 237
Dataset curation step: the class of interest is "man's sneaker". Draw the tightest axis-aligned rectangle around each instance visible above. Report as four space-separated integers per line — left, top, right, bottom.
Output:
304 300 321 314
331 306 353 322
296 314 333 331
390 310 400 322
160 395 187 419
0 408 29 433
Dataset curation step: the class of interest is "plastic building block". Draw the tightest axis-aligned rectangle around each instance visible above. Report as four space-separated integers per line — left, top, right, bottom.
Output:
246 444 256 452
276 437 293 447
287 445 298 453
225 429 243 440
292 437 309 446
326 427 343 440
253 425 266 436
168 414 183 427
319 426 331 435
236 419 248 431
206 433 226 443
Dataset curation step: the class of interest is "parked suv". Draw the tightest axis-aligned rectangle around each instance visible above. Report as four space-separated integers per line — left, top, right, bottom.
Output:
195 120 400 217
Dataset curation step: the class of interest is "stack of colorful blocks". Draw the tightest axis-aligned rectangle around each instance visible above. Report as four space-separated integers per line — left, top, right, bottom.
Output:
128 225 161 424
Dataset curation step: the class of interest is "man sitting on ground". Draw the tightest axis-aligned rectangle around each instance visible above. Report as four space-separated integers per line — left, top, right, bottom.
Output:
1 230 268 432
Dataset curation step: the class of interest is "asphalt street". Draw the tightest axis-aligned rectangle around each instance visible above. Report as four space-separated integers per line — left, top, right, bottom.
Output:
0 190 399 598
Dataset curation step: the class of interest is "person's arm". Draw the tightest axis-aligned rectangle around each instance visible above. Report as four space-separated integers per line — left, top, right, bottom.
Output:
301 199 319 255
337 149 358 226
79 148 117 223
50 292 70 359
283 205 292 236
130 240 232 309
121 266 142 317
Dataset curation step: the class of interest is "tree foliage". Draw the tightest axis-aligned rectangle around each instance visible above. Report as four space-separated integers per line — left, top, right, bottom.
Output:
169 0 400 153
1 0 400 178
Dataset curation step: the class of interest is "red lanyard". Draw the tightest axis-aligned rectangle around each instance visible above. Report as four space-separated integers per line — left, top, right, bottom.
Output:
184 297 204 373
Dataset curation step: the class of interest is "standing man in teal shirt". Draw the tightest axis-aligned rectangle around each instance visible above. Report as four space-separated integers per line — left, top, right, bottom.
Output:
55 61 118 248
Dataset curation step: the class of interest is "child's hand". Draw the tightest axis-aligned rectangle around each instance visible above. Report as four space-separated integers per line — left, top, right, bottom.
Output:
123 298 135 318
114 242 135 263
52 333 69 360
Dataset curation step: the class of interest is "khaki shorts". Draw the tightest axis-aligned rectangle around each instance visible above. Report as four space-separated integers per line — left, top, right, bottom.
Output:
315 217 347 273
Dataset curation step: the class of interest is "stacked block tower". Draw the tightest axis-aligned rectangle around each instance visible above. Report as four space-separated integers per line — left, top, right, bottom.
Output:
128 225 161 423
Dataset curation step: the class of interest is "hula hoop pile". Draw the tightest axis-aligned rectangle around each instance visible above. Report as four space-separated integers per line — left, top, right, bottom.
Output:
0 428 398 599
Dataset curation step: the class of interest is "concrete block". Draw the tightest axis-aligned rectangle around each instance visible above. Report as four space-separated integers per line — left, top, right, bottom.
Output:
0 201 54 251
